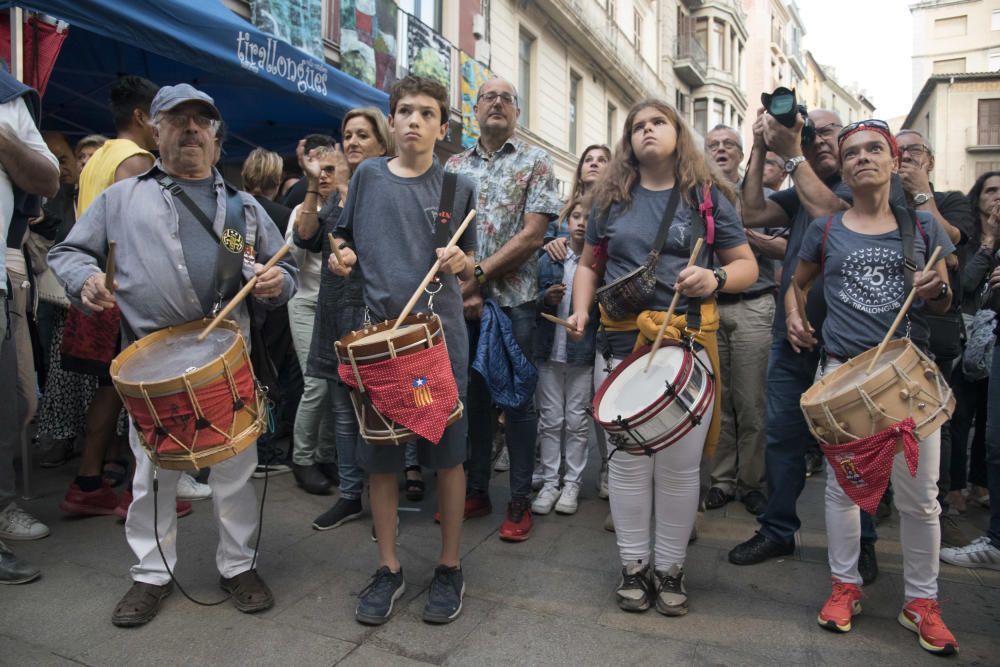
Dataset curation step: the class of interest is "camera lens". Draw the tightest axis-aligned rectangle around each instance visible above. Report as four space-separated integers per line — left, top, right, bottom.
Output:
769 93 794 115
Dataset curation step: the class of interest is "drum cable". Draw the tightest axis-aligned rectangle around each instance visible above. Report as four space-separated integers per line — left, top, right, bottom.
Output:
150 459 270 606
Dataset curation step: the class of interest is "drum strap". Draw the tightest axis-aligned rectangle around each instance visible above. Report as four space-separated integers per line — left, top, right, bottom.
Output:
685 184 716 331
433 172 459 282
151 170 245 313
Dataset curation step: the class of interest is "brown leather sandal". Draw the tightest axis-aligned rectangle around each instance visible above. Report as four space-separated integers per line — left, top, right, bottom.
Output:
220 569 274 613
111 581 172 627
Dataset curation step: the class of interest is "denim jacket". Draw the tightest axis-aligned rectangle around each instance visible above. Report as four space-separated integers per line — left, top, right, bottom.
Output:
534 249 597 365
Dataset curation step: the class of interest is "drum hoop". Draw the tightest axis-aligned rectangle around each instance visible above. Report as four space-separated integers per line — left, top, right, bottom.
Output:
593 341 690 427
617 378 715 454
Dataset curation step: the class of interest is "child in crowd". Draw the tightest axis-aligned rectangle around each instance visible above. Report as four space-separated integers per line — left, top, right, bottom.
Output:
533 200 598 515
329 76 478 626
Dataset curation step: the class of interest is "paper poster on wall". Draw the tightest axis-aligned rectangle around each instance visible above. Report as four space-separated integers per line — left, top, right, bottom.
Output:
252 0 324 60
406 16 450 90
340 0 398 88
460 52 492 149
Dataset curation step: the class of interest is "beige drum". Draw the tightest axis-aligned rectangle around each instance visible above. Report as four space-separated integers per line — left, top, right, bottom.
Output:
800 338 955 446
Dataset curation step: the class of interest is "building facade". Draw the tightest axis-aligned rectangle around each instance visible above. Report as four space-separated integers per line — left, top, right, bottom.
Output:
798 52 876 126
910 0 1000 98
903 72 1000 192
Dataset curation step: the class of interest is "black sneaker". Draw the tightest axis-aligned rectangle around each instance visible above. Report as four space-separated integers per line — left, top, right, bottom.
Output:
616 561 652 612
742 490 768 516
423 565 465 624
704 487 733 510
652 565 689 616
728 532 795 565
804 449 824 478
858 541 878 586
312 497 363 531
253 445 292 479
355 566 405 625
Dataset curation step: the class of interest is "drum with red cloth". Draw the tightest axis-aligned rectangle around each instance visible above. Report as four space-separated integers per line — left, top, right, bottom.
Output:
336 313 463 445
592 340 715 456
110 319 266 471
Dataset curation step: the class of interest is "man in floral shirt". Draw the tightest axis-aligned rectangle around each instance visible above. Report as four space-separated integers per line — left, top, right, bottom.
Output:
446 77 561 542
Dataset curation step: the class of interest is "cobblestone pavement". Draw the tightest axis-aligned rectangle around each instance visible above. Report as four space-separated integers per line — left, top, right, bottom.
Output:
3 443 998 666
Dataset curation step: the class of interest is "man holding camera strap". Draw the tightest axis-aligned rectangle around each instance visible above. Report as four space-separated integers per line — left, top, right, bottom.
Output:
728 104 906 584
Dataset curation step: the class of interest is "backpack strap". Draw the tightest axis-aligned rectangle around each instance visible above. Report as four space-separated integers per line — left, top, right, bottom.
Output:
891 204 927 294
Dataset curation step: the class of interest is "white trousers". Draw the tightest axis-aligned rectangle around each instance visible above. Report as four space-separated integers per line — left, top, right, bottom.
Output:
819 360 941 601
536 360 592 487
599 354 713 571
126 426 260 585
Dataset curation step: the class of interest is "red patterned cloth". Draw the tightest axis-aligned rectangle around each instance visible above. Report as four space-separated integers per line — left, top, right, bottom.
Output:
123 361 256 456
339 342 457 444
820 418 920 515
61 304 121 375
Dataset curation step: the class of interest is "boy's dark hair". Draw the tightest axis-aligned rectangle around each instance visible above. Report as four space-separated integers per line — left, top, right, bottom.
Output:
388 76 449 126
109 76 159 131
302 133 336 153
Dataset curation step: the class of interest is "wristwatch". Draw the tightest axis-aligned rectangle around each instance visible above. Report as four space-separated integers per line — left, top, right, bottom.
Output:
474 263 487 285
931 282 950 301
783 155 807 174
712 267 728 295
913 192 933 206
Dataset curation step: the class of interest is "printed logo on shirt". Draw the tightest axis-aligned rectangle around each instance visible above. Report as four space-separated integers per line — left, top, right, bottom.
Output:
837 246 904 315
222 228 245 254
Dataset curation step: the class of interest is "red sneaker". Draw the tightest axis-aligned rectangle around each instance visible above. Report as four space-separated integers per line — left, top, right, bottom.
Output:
433 493 493 523
114 490 193 520
817 579 863 633
898 598 959 656
60 482 119 516
499 498 533 542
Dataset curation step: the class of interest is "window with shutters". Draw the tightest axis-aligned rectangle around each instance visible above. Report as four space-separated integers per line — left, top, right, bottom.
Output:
979 99 1000 145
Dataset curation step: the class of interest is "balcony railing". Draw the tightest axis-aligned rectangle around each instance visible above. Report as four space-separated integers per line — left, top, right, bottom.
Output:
979 126 1000 146
674 34 707 86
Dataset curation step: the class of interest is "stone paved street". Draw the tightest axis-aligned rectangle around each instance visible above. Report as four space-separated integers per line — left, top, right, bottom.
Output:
3 445 999 666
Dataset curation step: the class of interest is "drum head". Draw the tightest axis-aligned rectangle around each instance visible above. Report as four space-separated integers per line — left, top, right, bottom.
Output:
814 344 908 402
117 327 239 383
358 322 425 345
597 346 685 422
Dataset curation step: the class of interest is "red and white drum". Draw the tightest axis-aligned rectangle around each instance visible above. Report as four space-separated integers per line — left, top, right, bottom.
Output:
593 340 714 456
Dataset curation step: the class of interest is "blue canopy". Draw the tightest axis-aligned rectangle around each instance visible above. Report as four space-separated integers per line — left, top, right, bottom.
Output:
3 0 389 155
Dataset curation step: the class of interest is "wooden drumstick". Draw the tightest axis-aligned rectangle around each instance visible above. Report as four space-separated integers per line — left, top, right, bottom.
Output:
197 242 291 342
865 244 942 374
645 238 705 372
541 312 576 331
104 240 117 292
791 280 809 329
390 209 476 332
327 232 344 266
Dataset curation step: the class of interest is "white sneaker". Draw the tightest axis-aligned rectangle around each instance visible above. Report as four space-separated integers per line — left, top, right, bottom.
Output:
940 535 1000 570
598 468 609 499
555 482 580 514
532 485 561 515
493 447 510 472
176 473 212 501
531 472 545 491
0 503 50 541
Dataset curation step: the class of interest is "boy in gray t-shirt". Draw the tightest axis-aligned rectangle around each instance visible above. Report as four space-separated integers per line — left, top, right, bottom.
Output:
330 77 477 628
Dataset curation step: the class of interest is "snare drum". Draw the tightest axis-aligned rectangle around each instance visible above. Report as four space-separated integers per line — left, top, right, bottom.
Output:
800 338 955 445
110 319 266 471
336 313 463 445
593 340 714 455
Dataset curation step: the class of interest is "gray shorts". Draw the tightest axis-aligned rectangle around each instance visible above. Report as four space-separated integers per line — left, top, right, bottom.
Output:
359 397 468 474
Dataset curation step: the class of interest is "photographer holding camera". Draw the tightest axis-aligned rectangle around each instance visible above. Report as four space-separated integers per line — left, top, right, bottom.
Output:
728 97 906 581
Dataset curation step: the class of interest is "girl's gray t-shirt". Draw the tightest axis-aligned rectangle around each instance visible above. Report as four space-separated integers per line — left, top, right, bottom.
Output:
798 209 955 359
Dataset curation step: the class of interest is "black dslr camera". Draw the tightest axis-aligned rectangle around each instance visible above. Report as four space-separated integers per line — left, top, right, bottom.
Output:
761 87 816 147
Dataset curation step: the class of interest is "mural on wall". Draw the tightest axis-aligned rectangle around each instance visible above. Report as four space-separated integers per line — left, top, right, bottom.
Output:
405 15 450 90
252 0 324 60
340 0 399 88
460 52 492 149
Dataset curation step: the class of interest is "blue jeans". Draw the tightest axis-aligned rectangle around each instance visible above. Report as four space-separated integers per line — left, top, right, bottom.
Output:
985 349 1000 548
758 338 877 545
466 302 538 500
328 379 364 500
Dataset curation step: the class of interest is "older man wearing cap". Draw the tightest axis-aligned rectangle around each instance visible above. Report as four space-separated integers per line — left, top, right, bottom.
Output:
50 83 298 627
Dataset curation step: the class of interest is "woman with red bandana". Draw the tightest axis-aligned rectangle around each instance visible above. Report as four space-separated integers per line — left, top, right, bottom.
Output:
787 121 959 656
